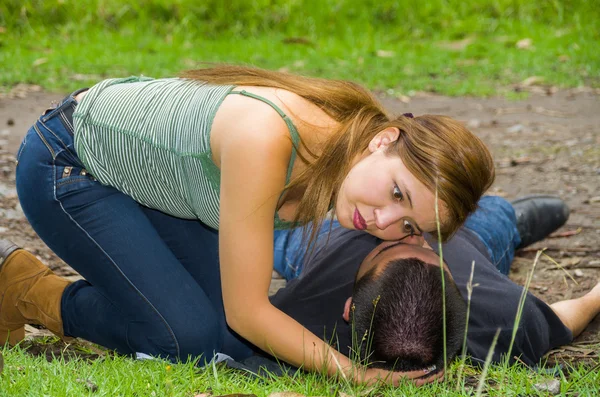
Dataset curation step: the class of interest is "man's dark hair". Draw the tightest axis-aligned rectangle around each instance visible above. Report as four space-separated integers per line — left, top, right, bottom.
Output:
350 257 467 372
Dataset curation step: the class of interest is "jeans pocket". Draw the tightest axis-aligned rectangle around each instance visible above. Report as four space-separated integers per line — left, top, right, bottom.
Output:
55 165 98 200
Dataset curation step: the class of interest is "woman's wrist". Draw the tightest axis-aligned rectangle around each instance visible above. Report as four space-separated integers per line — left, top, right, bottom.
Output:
349 365 444 387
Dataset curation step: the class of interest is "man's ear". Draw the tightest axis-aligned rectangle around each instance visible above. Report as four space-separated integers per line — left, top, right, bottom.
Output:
343 297 353 322
368 127 400 153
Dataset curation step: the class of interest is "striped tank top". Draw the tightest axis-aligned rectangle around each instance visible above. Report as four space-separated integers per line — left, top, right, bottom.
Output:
73 76 299 230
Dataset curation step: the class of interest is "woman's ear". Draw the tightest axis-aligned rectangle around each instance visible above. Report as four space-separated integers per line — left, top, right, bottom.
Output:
368 127 400 153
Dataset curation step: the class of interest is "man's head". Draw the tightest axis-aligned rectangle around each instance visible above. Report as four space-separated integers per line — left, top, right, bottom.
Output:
343 237 467 372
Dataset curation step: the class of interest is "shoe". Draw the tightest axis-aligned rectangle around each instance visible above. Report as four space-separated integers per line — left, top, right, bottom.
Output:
0 240 19 269
511 195 570 250
0 240 71 345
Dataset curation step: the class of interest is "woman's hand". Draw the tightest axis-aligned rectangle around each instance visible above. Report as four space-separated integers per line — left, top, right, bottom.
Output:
354 366 444 387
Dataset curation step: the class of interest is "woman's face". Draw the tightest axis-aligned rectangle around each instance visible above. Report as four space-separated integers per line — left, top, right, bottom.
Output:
335 128 445 240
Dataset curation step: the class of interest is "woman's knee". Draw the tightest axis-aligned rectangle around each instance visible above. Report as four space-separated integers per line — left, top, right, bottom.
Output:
129 309 224 361
171 312 224 361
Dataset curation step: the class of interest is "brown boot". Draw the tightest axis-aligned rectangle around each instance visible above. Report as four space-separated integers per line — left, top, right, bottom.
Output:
0 240 71 345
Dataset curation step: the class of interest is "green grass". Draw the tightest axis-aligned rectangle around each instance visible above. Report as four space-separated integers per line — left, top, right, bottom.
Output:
2 340 599 396
1 0 599 96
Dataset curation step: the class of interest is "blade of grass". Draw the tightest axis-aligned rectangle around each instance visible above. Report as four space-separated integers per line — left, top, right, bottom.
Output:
455 260 476 391
435 183 448 375
542 252 579 285
499 249 544 386
475 328 501 397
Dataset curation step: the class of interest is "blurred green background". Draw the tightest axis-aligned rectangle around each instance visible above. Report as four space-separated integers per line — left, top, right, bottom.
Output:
1 0 599 96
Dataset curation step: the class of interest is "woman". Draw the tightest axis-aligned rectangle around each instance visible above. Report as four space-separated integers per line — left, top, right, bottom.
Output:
2 65 494 385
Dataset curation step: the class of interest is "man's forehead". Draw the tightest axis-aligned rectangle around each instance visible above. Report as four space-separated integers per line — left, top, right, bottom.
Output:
375 241 436 260
358 242 440 279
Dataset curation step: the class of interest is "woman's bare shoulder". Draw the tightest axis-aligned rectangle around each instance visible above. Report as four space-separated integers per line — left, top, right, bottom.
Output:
231 86 336 132
211 86 336 161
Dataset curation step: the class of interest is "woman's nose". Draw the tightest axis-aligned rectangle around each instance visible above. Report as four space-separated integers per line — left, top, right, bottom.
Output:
374 207 403 230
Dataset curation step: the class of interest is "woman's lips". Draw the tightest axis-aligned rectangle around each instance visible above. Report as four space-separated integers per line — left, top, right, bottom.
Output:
353 207 367 231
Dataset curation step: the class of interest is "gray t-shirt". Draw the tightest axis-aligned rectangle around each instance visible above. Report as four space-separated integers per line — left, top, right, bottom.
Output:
269 228 573 366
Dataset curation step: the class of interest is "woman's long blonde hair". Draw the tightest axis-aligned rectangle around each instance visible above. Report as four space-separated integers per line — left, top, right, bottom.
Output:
181 65 495 242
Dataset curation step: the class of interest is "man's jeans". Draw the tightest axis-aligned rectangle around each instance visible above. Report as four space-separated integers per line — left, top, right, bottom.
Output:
274 196 521 280
16 91 253 362
462 196 522 275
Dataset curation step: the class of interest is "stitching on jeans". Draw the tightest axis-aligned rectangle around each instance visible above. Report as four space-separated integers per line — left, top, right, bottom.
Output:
60 111 74 132
41 115 74 155
51 161 181 357
16 135 28 163
56 177 91 187
34 124 56 159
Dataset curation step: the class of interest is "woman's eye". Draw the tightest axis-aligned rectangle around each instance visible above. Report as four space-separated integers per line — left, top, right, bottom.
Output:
392 184 403 201
403 219 415 235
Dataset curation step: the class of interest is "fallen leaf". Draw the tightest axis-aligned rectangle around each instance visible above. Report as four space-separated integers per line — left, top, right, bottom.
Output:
438 37 474 51
32 58 48 67
519 76 544 87
375 50 395 58
25 324 54 338
516 38 533 50
548 228 582 238
562 346 596 355
534 379 560 395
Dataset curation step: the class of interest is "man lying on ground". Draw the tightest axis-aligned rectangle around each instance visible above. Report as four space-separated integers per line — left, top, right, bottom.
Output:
234 195 599 374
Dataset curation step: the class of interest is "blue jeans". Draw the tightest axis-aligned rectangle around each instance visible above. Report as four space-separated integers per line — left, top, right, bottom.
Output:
16 91 253 363
274 196 521 280
463 196 521 275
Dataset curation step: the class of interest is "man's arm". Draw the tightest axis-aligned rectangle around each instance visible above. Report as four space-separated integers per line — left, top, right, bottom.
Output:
550 282 600 337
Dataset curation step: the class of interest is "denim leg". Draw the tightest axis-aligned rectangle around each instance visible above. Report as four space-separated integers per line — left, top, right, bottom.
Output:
139 207 254 360
273 219 339 281
273 227 305 281
462 196 522 275
16 102 228 363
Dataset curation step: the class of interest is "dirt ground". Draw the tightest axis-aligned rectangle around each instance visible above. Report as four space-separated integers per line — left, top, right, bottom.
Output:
0 85 598 365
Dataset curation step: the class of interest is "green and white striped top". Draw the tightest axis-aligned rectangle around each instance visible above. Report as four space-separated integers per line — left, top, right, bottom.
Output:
73 76 300 230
